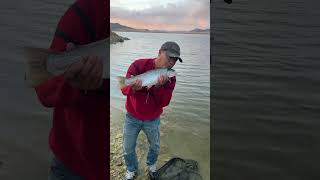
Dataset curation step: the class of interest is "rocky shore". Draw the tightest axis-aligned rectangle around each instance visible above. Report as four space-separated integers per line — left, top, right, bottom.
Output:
110 31 130 44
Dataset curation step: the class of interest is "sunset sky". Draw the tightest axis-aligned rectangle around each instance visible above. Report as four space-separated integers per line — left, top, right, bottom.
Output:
110 0 210 31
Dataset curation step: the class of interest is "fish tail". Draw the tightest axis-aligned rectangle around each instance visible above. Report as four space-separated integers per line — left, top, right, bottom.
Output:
117 76 127 89
24 47 53 87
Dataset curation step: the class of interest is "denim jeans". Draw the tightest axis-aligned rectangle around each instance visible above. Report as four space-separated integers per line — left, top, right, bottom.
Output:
123 113 160 172
48 156 84 180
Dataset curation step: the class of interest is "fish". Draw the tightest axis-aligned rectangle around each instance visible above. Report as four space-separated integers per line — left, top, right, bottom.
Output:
24 38 109 87
117 68 177 89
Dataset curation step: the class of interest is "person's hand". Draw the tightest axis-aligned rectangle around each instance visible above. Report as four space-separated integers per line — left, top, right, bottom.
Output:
63 43 103 90
155 75 169 87
131 79 142 91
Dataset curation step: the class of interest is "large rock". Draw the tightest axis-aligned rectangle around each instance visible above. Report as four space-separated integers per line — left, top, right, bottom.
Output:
110 31 129 44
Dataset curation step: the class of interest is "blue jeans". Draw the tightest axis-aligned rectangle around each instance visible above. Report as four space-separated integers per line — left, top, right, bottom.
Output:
123 113 160 172
48 156 84 180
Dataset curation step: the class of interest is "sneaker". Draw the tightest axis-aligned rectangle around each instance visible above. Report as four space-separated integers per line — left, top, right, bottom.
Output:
124 170 137 180
148 164 157 180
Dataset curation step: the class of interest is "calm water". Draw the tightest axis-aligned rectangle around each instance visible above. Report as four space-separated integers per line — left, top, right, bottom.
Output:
213 0 320 179
110 31 210 179
0 0 74 179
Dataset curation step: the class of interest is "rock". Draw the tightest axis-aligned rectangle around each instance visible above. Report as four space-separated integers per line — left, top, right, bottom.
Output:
117 161 123 166
115 133 122 139
110 31 130 44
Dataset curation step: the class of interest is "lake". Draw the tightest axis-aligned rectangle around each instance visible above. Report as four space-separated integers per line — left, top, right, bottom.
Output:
212 0 320 179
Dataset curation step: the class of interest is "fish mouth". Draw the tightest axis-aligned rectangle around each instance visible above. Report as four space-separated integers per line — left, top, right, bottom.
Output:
167 68 176 77
170 71 177 77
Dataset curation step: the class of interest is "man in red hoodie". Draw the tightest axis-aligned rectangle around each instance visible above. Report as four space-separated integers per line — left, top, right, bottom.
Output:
120 42 183 180
34 0 109 179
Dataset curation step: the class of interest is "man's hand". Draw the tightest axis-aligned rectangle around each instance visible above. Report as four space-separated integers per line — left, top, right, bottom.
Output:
64 56 103 90
63 43 103 90
155 75 169 87
131 79 142 91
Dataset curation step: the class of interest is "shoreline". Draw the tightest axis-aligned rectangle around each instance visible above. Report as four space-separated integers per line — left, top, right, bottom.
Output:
110 104 210 179
112 30 210 35
110 31 130 44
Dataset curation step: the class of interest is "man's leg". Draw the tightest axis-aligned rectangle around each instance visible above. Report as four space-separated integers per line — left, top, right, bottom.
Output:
48 156 84 180
142 117 160 167
123 113 142 173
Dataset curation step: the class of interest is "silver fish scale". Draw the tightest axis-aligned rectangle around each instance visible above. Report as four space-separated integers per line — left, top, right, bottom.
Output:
46 38 109 79
125 68 174 87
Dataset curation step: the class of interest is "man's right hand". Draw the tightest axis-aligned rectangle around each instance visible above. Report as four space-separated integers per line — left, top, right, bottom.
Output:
63 43 104 90
131 79 142 91
64 56 103 90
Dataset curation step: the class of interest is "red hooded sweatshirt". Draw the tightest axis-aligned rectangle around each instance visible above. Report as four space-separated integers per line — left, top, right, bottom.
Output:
34 0 109 179
121 58 176 120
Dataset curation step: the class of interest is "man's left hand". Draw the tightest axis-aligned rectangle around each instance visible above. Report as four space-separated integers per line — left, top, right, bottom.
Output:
155 75 169 87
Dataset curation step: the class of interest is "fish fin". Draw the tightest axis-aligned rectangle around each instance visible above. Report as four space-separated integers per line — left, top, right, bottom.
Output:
117 76 127 89
24 47 53 87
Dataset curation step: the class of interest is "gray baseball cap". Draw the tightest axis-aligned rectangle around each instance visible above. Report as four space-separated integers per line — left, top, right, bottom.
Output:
160 41 183 63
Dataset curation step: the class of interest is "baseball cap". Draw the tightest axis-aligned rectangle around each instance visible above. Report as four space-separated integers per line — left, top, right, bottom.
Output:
160 41 183 63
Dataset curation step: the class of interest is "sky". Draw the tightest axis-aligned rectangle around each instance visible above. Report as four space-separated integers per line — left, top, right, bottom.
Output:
110 0 210 31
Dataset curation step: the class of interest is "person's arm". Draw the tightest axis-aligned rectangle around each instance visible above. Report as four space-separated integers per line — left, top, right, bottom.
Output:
121 85 135 96
121 63 135 96
35 75 86 108
150 76 176 108
34 1 103 108
120 62 148 96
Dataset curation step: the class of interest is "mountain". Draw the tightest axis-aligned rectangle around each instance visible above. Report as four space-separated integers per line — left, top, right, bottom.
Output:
110 22 210 34
111 23 135 31
111 23 149 32
189 28 210 33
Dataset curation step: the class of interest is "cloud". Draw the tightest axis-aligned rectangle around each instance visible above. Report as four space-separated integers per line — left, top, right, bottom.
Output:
111 0 210 31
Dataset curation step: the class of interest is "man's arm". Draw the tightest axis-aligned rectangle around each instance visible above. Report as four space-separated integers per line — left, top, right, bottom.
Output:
34 1 105 108
151 76 176 108
120 62 148 96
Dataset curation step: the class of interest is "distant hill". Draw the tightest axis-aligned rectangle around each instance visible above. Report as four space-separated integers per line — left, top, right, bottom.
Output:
111 22 209 34
111 23 135 31
111 23 149 32
189 28 210 33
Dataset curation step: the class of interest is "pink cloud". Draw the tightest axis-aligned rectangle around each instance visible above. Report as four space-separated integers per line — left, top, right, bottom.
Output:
111 0 210 31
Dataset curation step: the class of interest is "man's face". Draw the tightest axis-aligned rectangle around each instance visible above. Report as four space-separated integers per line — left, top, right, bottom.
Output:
159 50 177 68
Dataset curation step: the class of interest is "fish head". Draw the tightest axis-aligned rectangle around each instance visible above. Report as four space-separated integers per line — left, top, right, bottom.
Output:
167 68 177 78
